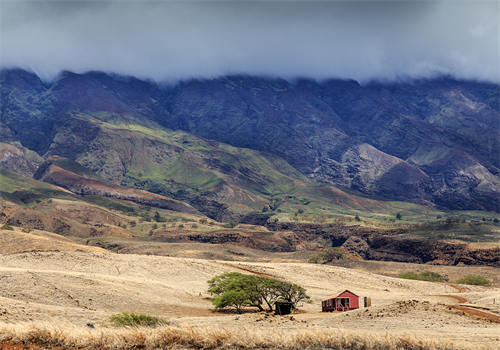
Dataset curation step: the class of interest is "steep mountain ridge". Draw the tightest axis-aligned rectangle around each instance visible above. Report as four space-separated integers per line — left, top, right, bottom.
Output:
1 68 498 212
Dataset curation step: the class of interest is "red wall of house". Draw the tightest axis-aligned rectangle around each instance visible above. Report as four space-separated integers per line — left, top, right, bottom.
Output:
337 291 359 309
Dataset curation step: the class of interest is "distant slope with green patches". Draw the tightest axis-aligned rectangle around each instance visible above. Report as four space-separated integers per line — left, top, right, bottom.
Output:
41 113 445 221
1 68 498 219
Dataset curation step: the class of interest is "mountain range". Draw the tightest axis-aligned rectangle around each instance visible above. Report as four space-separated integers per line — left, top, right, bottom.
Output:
1 68 499 219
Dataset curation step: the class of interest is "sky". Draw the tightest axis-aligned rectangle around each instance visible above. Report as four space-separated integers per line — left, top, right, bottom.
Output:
1 0 499 83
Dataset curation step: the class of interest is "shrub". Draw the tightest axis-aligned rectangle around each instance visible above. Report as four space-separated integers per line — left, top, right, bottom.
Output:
494 218 499 223
154 211 166 222
399 270 448 282
199 218 207 224
109 313 165 327
207 272 310 313
456 274 490 286
354 215 361 221
129 220 137 227
222 222 236 228
396 213 402 220
1 224 14 231
178 224 184 228
308 247 345 264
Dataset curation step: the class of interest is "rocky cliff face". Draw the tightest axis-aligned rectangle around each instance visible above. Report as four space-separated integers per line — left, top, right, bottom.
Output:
1 69 499 211
266 222 500 267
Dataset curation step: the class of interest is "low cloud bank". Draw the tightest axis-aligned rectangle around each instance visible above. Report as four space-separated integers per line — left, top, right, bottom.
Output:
1 1 498 83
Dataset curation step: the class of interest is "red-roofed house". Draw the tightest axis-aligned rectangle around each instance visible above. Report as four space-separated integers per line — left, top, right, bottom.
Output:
322 290 359 312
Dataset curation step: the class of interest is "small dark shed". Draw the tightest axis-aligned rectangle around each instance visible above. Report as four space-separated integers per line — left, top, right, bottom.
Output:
322 290 360 312
275 301 293 315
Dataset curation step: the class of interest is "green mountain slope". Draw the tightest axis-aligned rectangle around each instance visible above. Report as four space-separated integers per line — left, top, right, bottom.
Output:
41 113 445 221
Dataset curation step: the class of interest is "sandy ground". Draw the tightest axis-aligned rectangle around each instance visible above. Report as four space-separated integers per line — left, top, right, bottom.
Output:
0 248 499 348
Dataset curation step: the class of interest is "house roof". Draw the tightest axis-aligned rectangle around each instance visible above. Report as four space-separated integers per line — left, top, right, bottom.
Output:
323 289 359 301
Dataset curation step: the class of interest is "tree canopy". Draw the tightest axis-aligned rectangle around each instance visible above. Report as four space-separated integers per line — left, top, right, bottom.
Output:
207 272 310 313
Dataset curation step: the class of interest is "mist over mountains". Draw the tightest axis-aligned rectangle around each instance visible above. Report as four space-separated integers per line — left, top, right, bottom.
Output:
1 1 498 82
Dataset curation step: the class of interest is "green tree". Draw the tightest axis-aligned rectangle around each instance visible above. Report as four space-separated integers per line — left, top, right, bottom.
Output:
207 272 310 313
208 273 263 312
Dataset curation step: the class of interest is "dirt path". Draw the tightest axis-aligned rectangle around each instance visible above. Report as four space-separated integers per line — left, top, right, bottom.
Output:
446 283 469 293
435 283 500 323
450 305 500 323
219 263 279 279
432 294 468 303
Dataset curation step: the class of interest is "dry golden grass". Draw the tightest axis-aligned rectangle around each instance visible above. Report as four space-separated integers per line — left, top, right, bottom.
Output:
0 227 105 254
0 322 484 350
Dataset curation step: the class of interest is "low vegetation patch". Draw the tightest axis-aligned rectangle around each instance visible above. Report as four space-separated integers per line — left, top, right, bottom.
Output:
1 224 14 231
456 274 491 286
398 271 448 282
308 247 345 264
109 313 165 327
208 272 310 313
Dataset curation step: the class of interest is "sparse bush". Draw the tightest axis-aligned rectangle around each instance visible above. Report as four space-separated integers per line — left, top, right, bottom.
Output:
396 213 402 220
152 223 158 230
199 218 207 224
399 271 448 282
494 218 499 223
222 222 236 228
191 224 198 229
309 247 345 264
154 211 166 222
456 274 490 286
354 215 361 221
129 220 137 227
1 224 14 231
300 198 311 205
178 224 184 228
109 312 165 327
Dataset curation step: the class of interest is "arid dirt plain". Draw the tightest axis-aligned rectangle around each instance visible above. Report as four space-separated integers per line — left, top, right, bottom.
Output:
0 228 499 349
